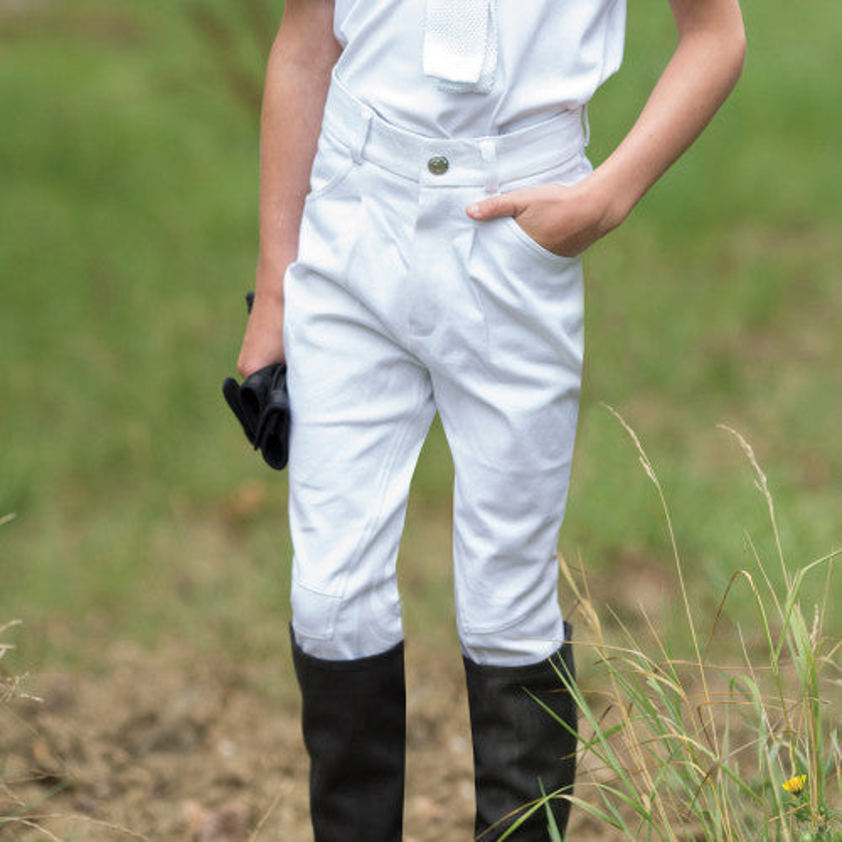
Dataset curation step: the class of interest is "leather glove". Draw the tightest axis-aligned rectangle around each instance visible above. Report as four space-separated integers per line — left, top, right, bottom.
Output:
222 293 290 470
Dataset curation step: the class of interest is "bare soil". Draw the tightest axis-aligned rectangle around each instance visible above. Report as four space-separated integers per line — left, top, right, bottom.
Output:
1 638 609 842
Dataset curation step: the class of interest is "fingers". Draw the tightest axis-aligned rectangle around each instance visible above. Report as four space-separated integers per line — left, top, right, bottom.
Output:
466 192 520 221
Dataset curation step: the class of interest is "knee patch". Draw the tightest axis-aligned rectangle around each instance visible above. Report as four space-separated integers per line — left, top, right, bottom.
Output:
291 578 403 661
456 569 565 667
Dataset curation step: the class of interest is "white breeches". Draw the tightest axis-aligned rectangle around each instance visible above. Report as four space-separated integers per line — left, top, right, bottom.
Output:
284 75 589 666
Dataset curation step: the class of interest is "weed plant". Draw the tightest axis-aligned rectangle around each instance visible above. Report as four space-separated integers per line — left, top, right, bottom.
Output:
0 618 47 839
516 417 841 842
1 514 51 838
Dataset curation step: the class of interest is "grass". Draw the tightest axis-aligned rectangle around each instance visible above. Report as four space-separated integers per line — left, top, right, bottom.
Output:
520 415 841 842
0 619 33 706
1 618 48 839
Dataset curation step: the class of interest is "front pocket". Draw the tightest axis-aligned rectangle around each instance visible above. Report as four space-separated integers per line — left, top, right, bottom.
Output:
306 130 356 202
495 150 593 266
295 139 362 292
503 217 580 266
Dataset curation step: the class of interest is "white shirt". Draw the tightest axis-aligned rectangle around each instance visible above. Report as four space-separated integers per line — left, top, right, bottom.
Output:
333 0 626 138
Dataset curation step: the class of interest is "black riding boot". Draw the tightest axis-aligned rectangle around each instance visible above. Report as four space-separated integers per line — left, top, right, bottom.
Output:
464 623 577 841
290 628 406 842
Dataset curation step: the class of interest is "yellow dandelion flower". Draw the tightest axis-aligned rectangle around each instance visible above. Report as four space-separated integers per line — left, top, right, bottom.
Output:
782 774 807 795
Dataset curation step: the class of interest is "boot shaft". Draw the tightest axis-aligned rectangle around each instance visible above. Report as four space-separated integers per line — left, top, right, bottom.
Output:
465 624 577 840
291 629 406 842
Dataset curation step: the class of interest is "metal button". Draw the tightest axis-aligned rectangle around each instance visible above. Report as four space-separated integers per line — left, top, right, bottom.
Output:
427 156 449 175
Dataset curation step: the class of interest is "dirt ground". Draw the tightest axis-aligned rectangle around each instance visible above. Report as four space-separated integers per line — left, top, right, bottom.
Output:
1 637 610 842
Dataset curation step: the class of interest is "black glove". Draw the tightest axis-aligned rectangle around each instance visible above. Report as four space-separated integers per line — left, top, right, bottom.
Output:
222 293 290 470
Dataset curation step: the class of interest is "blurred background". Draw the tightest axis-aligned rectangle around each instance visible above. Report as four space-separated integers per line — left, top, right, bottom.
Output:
1 0 840 837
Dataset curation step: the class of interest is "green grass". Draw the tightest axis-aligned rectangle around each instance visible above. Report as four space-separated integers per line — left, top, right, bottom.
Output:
540 416 840 842
1 0 840 675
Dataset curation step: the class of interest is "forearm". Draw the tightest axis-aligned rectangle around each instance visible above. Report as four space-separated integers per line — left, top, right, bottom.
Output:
254 3 341 301
594 0 747 228
237 0 339 376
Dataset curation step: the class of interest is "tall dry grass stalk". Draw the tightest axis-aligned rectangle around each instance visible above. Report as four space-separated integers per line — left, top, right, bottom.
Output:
524 415 840 842
1 618 45 837
2 512 54 837
1 619 27 706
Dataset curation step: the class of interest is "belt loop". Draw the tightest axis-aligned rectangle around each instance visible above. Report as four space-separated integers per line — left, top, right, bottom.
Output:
350 106 373 164
479 138 499 195
581 103 591 148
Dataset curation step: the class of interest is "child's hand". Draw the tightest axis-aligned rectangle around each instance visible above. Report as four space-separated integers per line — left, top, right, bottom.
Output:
237 291 286 379
466 176 620 258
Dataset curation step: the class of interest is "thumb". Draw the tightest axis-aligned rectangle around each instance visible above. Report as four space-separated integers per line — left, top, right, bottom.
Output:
466 192 519 221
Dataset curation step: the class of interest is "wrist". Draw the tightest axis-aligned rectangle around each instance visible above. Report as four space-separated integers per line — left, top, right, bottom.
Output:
582 168 634 237
255 253 294 301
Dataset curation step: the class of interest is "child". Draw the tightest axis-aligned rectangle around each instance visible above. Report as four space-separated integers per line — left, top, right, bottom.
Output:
235 0 746 838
